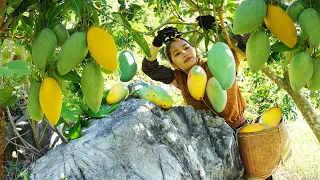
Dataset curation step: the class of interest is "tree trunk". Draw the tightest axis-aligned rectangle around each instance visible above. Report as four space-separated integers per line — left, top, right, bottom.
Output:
262 67 320 142
0 106 5 180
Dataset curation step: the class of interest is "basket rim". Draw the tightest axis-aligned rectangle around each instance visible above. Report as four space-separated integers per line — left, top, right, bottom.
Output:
237 118 286 137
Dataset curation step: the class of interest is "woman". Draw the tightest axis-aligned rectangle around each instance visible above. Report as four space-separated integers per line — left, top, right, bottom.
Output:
142 27 248 130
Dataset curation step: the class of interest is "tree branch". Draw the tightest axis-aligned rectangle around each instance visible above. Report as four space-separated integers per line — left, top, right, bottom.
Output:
45 119 68 143
0 15 13 34
217 9 246 58
260 66 290 92
184 0 198 11
0 0 6 27
5 107 40 153
0 35 31 40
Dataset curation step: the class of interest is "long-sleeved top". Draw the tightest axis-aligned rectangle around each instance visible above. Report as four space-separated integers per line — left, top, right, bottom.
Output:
142 56 246 129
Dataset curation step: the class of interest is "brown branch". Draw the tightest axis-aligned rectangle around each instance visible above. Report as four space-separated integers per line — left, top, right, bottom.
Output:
260 66 290 91
0 15 13 33
0 107 4 180
0 36 31 40
0 0 6 26
184 0 198 10
5 107 40 154
217 9 246 58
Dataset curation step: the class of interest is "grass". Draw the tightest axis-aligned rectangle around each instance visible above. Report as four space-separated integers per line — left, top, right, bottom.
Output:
274 118 320 179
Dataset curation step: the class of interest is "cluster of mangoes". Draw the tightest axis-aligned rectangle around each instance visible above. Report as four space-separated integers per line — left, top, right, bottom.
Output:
233 0 320 91
106 82 173 110
187 42 236 113
239 107 282 133
28 25 174 125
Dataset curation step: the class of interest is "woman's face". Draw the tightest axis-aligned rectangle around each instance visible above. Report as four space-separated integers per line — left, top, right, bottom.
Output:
169 39 197 72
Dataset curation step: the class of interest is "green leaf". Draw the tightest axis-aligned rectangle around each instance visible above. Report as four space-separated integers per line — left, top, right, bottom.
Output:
21 15 32 26
10 16 20 34
225 3 237 10
7 61 32 75
61 102 82 123
131 30 151 57
112 13 132 29
0 67 12 76
86 103 120 118
55 117 66 127
271 42 297 52
48 17 64 29
57 70 81 83
100 67 114 74
101 90 110 105
100 0 106 5
298 0 310 9
0 87 15 105
92 11 100 27
0 0 23 17
79 119 90 128
71 0 83 18
68 121 83 140
2 95 18 106
62 122 83 140
148 0 155 7
47 2 68 27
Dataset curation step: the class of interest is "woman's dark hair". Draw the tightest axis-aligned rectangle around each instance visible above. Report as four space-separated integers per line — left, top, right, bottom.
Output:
163 37 192 63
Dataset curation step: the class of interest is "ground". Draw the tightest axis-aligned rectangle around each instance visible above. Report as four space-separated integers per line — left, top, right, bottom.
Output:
274 118 320 180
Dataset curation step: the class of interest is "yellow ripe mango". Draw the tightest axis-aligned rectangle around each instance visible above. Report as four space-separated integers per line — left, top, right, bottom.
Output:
259 106 282 128
264 5 297 48
87 27 118 71
187 65 207 100
239 123 269 133
106 83 129 105
39 77 62 125
138 85 173 109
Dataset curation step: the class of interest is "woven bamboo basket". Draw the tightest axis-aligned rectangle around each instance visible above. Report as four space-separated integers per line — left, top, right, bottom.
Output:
237 119 292 179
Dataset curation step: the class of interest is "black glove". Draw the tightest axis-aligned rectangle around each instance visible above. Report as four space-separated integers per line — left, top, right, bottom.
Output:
152 27 181 47
196 15 216 30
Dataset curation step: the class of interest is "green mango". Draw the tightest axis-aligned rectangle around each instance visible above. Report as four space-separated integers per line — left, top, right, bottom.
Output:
307 58 320 91
32 28 57 70
206 77 227 113
131 81 148 98
299 8 320 47
57 32 88 75
289 51 313 91
232 0 267 34
246 31 271 73
53 23 70 46
81 62 104 113
283 45 304 67
27 81 44 120
207 42 236 90
286 1 305 23
118 50 137 82
139 85 172 109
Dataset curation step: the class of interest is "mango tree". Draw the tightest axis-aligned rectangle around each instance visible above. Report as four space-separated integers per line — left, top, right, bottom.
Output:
1 3 320 179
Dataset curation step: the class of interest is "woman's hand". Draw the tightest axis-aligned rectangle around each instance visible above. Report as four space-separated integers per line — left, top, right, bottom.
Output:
196 15 216 30
152 27 180 47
